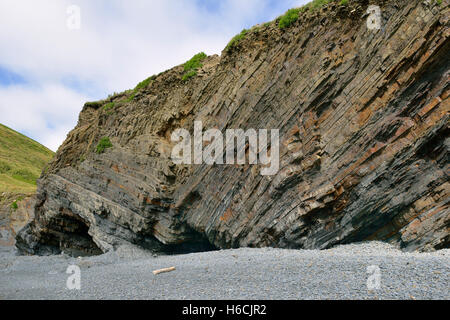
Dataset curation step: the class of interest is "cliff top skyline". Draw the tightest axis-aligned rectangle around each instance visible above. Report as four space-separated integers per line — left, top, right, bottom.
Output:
0 0 308 151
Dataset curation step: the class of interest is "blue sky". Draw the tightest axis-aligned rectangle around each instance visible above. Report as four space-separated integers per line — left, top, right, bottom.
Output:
0 67 27 86
0 0 308 151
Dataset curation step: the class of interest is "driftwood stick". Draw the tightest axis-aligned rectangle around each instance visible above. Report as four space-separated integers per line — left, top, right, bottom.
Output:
152 266 176 275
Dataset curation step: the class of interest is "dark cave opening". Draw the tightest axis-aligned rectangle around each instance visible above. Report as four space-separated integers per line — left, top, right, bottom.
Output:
42 211 103 257
161 238 218 255
139 225 218 256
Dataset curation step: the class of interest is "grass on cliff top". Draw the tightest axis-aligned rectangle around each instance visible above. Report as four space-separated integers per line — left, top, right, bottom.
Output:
225 29 249 52
184 52 207 72
103 102 115 111
278 0 334 28
0 123 54 195
309 0 334 9
224 0 336 50
182 52 207 81
279 8 302 29
125 75 157 101
134 76 155 91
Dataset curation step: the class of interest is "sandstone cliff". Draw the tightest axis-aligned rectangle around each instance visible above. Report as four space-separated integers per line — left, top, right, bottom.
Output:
17 0 449 255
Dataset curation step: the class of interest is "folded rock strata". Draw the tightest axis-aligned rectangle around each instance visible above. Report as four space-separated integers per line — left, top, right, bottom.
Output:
17 0 449 255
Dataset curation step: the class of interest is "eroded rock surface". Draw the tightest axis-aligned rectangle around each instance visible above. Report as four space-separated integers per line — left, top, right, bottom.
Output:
0 195 35 246
17 0 449 255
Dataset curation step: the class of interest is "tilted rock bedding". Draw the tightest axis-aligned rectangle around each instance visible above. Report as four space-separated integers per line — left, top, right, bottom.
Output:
17 0 449 255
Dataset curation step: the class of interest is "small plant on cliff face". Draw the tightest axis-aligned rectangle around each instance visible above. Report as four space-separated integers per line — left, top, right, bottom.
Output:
278 8 301 29
310 0 333 9
225 29 248 52
125 75 156 102
182 70 198 82
182 52 207 81
298 0 334 12
11 201 18 211
277 0 334 29
96 137 113 154
126 92 136 102
340 0 349 5
103 102 115 111
134 77 153 91
184 52 207 71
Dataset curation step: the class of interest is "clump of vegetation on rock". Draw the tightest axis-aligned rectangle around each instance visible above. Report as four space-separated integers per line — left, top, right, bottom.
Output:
182 70 198 82
126 75 156 101
103 102 115 111
134 76 154 91
126 92 136 102
96 137 113 154
308 0 334 9
11 200 18 211
278 0 335 29
279 8 302 29
182 52 207 81
225 29 248 52
184 52 207 72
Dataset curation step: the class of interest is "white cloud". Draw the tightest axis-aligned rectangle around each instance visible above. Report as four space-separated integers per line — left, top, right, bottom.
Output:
0 84 88 151
0 0 308 151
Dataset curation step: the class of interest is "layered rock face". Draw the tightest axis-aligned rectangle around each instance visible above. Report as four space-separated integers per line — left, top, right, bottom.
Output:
0 195 35 246
17 0 449 255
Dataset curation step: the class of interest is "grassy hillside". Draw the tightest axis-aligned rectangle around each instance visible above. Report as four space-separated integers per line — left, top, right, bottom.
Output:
0 124 54 195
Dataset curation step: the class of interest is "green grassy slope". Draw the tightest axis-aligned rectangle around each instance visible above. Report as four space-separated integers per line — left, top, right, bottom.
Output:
0 124 54 195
